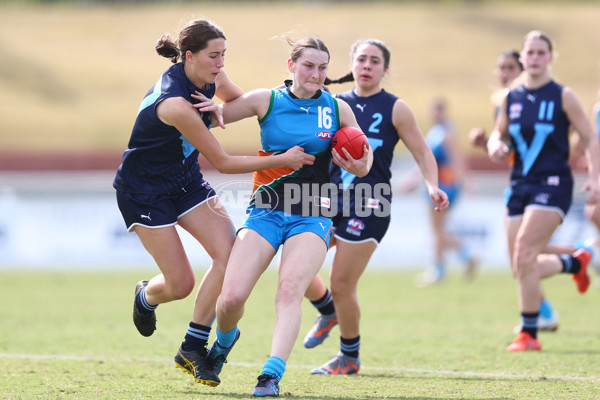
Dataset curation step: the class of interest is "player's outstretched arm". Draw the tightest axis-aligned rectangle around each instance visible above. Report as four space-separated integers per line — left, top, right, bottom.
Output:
392 99 440 194
158 96 314 174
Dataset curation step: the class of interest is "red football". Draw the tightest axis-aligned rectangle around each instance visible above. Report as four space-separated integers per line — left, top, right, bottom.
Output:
331 127 367 160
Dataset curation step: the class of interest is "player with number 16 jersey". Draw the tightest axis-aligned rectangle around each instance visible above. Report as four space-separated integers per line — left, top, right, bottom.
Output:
251 86 340 217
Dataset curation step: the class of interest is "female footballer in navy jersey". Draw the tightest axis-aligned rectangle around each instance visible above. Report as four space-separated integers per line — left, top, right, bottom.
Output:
587 90 600 262
571 76 600 283
113 19 314 387
487 30 600 352
299 39 449 375
201 36 373 396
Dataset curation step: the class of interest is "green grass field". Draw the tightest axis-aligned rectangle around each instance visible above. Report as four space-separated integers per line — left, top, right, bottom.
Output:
1 268 599 399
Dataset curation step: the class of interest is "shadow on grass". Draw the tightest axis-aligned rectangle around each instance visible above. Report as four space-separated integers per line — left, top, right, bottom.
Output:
187 391 512 400
176 385 513 400
546 349 600 356
365 371 565 382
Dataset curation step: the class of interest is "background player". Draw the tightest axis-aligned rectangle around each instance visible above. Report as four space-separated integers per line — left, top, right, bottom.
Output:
405 97 476 287
486 31 599 352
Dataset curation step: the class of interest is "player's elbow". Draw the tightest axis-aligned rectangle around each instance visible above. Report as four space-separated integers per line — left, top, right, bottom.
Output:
209 154 236 174
214 163 237 174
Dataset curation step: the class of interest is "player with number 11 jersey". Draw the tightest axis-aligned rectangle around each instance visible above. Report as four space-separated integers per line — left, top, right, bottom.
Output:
506 80 571 183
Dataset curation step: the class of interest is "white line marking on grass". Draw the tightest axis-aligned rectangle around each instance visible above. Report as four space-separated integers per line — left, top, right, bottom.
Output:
363 366 600 382
1 353 598 382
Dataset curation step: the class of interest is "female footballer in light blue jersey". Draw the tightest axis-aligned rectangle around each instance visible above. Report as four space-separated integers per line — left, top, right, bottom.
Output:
299 39 448 376
113 19 314 387
201 36 372 397
487 30 600 352
410 98 477 287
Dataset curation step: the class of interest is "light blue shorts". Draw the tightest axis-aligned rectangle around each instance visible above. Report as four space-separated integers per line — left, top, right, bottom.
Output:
240 206 333 250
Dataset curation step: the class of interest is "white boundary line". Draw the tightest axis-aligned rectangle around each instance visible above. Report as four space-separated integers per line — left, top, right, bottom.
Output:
1 353 598 382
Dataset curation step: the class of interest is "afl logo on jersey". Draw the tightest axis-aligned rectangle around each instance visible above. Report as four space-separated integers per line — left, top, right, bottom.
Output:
315 131 332 140
347 218 365 230
509 103 523 120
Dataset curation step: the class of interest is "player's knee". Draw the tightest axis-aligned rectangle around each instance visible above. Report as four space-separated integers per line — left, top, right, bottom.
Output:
512 248 537 277
275 280 303 306
168 276 195 300
330 281 354 301
217 290 246 316
210 251 232 274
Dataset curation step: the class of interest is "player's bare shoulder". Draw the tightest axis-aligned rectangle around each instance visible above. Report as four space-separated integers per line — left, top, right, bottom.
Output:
391 98 417 128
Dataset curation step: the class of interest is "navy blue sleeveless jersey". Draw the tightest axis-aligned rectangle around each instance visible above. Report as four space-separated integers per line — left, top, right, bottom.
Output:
331 89 400 202
113 63 214 194
506 81 571 181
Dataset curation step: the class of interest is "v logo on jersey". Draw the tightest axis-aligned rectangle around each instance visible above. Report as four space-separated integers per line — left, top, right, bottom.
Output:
300 107 311 114
509 100 555 176
356 104 366 112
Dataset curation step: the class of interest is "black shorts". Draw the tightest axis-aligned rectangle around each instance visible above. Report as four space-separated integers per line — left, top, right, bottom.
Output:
116 176 217 232
331 208 391 245
506 175 573 220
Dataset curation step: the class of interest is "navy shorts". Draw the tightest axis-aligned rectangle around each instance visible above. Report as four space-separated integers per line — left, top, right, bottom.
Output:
505 175 573 219
331 206 391 245
116 176 217 232
240 206 333 250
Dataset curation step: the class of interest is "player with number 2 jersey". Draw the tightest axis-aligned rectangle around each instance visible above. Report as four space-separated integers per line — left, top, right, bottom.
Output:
301 39 448 376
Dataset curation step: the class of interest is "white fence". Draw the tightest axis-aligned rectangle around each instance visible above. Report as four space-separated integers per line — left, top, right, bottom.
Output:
0 165 596 270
